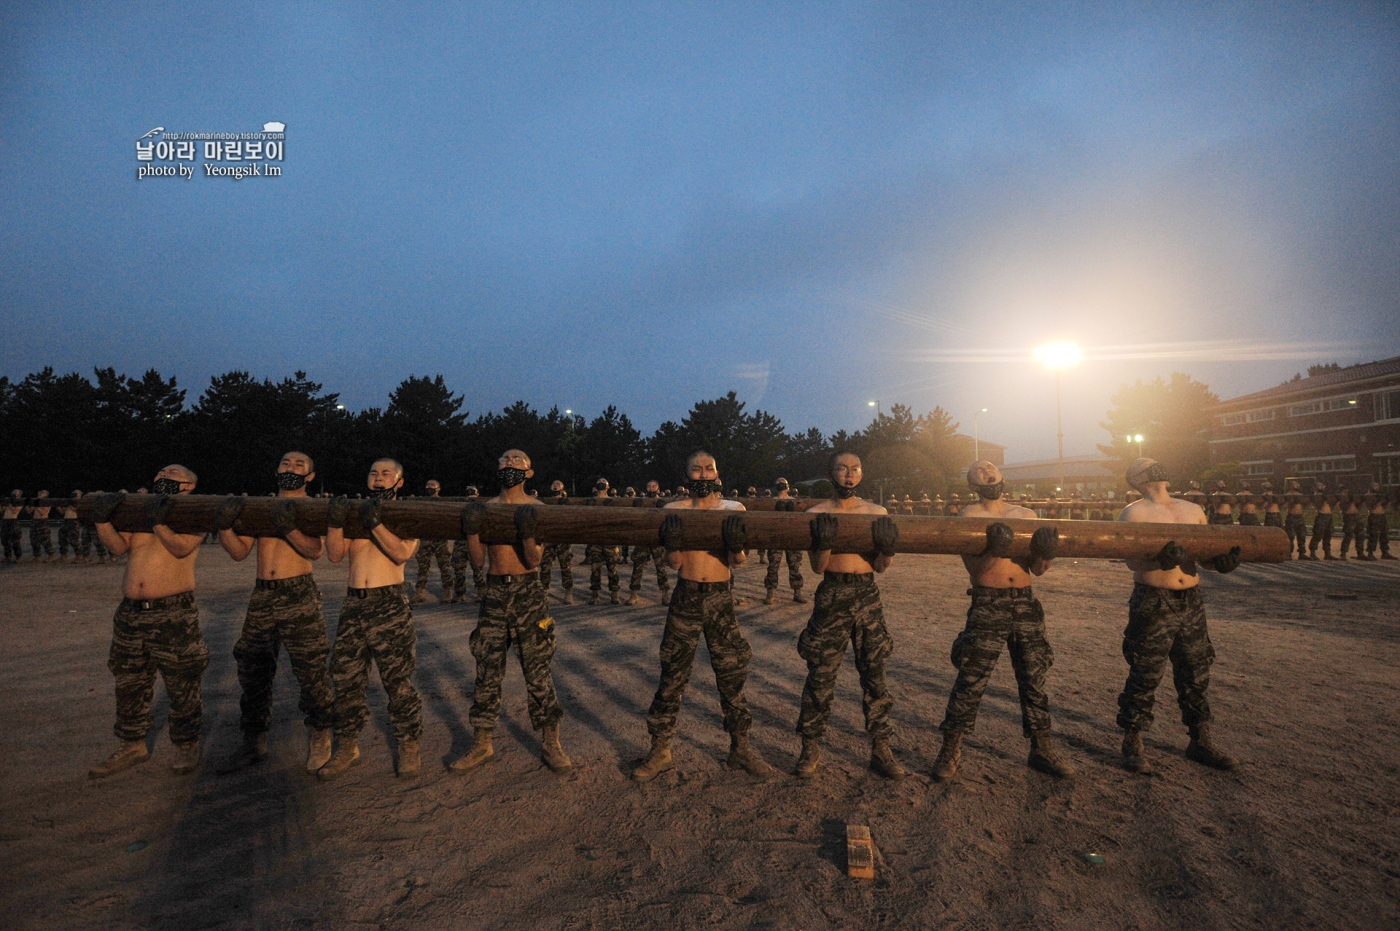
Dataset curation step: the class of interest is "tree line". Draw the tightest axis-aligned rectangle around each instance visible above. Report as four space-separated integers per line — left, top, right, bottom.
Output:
0 368 976 498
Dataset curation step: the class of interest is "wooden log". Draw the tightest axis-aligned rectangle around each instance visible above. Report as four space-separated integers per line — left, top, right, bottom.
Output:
71 494 1290 562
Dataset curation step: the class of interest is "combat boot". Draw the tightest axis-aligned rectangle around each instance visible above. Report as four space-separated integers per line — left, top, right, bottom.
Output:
88 739 149 779
562 588 574 605
1383 552 1398 561
659 587 671 607
793 737 821 778
317 739 361 780
396 738 420 779
870 737 906 780
540 723 573 773
931 731 963 782
306 728 332 773
792 588 808 604
218 732 269 773
448 728 494 772
1121 727 1152 774
726 733 777 778
1027 732 1075 778
763 588 776 606
1185 722 1239 770
442 584 455 603
631 737 674 782
610 590 621 605
170 741 200 775
409 590 427 605
588 590 600 605
624 590 639 606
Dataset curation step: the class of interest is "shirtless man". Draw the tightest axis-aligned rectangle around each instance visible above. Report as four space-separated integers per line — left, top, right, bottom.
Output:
1260 482 1283 530
1115 458 1239 773
793 453 904 779
449 450 572 774
319 459 422 780
585 478 622 604
58 491 81 561
1338 489 1364 560
1 490 22 564
632 451 774 781
1309 483 1335 560
763 478 806 606
1235 490 1259 527
87 466 210 778
1208 481 1234 526
1283 481 1308 559
411 479 454 604
29 490 55 561
1365 483 1394 560
216 452 335 772
450 485 486 602
931 461 1073 782
538 479 575 604
627 479 671 606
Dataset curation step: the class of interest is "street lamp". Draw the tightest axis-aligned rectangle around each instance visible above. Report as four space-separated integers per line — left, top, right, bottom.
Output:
1034 341 1083 494
1126 433 1144 457
973 408 988 461
868 399 881 418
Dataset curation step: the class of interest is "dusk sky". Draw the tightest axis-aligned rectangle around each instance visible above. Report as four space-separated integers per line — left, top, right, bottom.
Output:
3 3 1397 463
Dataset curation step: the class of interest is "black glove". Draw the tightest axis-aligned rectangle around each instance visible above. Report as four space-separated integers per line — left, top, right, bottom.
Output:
981 522 1014 558
721 514 747 554
1029 526 1059 562
514 505 538 540
659 513 684 549
269 499 297 537
214 496 245 531
461 501 487 537
1212 546 1241 574
777 499 795 513
327 496 351 529
1154 541 1187 571
871 516 898 557
359 499 382 531
144 494 174 526
91 492 125 524
810 513 839 551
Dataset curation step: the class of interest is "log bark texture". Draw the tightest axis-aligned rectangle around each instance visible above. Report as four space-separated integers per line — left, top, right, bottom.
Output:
72 494 1289 562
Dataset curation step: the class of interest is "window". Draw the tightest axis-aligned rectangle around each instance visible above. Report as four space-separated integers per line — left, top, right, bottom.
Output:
1242 460 1274 476
1377 455 1400 487
1287 456 1357 474
1376 389 1400 422
1218 409 1276 426
1288 397 1358 417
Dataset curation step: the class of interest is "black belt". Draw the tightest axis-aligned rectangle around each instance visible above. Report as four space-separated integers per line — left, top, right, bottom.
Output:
487 572 538 585
824 571 874 583
346 583 403 599
1133 582 1199 599
255 575 314 591
122 591 195 612
676 577 731 591
968 585 1034 599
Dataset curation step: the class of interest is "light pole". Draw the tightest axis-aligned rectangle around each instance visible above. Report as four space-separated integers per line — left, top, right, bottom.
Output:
1126 433 1144 457
1034 341 1083 495
868 399 881 418
973 408 988 461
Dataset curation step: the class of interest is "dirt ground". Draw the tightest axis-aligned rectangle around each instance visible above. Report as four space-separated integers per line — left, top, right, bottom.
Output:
1 545 1398 931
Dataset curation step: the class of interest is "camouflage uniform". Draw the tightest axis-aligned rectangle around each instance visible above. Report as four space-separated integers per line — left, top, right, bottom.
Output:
414 539 454 599
539 543 575 596
1309 512 1334 557
232 575 335 737
1284 514 1308 557
1263 511 1283 529
1 517 20 562
646 578 753 738
59 518 80 558
586 543 621 594
1340 511 1364 558
1207 512 1234 526
1116 584 1215 732
763 550 804 598
107 592 210 744
451 545 486 600
29 516 54 558
330 585 422 742
939 586 1055 736
81 524 108 561
468 573 563 730
796 572 894 740
628 545 669 594
1366 513 1392 558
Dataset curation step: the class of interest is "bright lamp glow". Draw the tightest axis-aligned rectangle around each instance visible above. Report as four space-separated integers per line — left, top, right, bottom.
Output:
1034 341 1083 370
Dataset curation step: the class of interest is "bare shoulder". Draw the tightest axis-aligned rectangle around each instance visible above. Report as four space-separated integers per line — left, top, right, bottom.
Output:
958 503 989 518
1117 500 1150 522
1173 499 1208 524
1006 505 1038 520
663 499 692 510
807 500 836 513
859 501 888 515
487 494 508 505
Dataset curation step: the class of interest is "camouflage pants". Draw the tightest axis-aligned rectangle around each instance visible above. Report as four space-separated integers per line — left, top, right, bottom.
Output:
1309 513 1334 555
646 578 753 738
29 521 53 557
586 544 621 593
939 587 1055 736
796 574 894 740
764 550 804 594
1208 513 1234 526
451 544 486 595
81 524 107 559
1367 513 1392 557
107 593 210 744
59 518 79 556
1340 514 1364 557
539 543 575 593
1237 512 1260 527
415 539 454 595
1116 584 1215 732
1263 512 1283 528
1284 514 1308 556
1 519 19 561
330 585 421 741
629 545 669 592
468 575 562 730
233 575 335 735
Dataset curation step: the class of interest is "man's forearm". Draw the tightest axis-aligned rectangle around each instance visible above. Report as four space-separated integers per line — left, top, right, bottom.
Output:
154 525 200 558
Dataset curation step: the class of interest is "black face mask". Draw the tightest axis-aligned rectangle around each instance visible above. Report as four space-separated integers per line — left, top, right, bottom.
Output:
151 478 184 496
498 468 528 489
368 486 398 500
1143 463 1169 484
970 481 1004 501
276 472 308 491
832 483 858 500
687 478 720 498
645 490 658 498
424 486 440 497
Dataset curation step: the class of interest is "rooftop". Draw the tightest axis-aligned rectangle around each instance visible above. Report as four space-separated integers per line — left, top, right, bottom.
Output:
1214 354 1400 408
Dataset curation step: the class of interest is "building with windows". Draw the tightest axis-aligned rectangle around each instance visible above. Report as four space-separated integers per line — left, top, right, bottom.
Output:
995 454 1122 497
1207 355 1400 490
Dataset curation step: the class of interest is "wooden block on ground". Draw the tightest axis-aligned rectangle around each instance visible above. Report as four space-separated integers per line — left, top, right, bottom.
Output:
846 824 875 880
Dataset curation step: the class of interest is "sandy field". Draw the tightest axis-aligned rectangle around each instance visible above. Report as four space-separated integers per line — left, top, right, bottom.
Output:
1 544 1398 931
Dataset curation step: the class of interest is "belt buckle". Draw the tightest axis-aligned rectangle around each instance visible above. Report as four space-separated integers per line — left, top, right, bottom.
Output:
139 600 153 611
